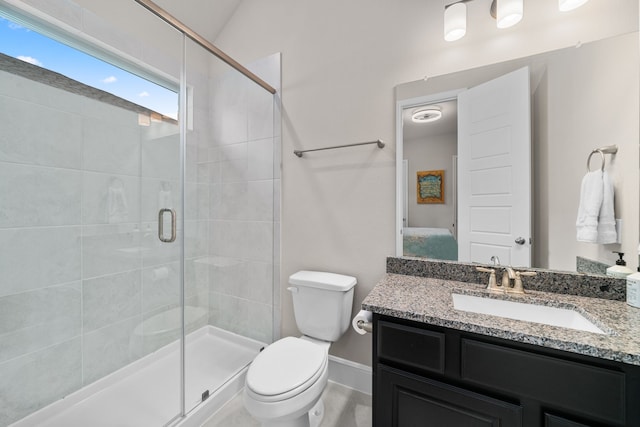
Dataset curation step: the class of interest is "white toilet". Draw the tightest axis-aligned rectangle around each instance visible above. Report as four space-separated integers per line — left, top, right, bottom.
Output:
243 270 357 427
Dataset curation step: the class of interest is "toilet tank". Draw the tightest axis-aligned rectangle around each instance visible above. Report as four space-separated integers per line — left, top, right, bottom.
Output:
288 271 357 342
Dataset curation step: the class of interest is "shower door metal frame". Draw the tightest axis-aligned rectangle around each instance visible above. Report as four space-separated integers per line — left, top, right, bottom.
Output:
133 0 276 95
135 1 279 421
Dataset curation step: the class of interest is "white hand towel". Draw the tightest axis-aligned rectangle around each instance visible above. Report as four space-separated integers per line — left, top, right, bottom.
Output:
576 170 603 243
597 171 617 244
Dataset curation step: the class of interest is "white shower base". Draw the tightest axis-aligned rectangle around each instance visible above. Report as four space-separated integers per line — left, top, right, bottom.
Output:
11 326 263 427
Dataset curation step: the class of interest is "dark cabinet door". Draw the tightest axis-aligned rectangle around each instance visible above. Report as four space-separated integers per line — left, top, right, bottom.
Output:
545 413 593 427
377 364 522 427
461 339 626 426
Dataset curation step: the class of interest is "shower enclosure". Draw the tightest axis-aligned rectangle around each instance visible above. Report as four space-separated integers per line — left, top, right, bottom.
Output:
0 0 280 425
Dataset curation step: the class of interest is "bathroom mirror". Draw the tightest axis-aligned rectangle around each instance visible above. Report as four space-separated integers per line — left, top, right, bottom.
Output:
395 31 639 273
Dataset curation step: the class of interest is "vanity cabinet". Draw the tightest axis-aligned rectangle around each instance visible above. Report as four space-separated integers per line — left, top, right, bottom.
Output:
378 365 523 426
373 314 640 427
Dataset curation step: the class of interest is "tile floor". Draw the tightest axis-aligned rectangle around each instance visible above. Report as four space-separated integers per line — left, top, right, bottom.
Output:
201 382 372 427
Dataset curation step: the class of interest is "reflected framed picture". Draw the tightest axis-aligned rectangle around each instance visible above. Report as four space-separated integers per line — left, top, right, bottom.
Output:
417 170 444 204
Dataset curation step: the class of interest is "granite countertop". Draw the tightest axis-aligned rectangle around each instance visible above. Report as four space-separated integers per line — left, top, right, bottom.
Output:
362 273 640 366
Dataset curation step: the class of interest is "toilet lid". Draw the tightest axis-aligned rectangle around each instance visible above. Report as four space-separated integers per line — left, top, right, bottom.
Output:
246 337 327 398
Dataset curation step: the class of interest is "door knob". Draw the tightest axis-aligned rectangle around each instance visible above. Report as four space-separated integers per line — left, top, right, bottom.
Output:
515 237 526 245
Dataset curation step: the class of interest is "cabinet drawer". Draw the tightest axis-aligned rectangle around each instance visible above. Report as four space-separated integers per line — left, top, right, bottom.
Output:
378 364 522 427
377 320 445 374
461 339 625 425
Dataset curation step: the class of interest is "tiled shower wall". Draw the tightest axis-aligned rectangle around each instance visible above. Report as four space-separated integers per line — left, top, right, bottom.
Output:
0 52 280 427
0 3 280 423
207 53 281 344
0 66 199 425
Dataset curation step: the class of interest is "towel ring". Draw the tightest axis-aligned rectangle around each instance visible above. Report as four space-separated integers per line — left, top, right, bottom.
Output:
587 149 605 172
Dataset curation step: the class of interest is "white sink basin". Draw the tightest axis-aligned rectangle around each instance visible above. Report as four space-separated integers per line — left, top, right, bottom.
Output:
451 293 605 334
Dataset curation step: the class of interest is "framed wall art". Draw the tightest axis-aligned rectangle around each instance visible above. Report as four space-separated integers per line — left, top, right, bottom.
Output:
417 170 444 204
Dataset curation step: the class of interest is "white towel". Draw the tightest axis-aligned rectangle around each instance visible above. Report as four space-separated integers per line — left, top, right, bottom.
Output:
597 171 617 244
576 170 603 243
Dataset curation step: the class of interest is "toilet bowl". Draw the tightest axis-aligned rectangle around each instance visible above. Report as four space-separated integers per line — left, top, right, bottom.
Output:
244 337 330 427
243 271 356 427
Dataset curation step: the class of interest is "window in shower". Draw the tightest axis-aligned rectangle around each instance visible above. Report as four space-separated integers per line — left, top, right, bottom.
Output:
0 15 178 119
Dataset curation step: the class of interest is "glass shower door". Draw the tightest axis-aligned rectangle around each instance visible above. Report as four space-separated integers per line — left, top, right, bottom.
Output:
182 36 280 416
0 2 185 425
138 89 185 424
0 0 280 423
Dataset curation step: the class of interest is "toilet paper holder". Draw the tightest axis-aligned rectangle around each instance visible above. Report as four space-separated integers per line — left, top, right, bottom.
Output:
356 320 373 333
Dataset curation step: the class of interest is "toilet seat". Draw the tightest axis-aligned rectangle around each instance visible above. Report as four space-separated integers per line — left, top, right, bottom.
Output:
246 337 328 403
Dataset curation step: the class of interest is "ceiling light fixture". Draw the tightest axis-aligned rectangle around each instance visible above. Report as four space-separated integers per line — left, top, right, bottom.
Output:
412 108 443 123
496 0 523 29
444 0 588 41
444 2 467 42
558 0 589 12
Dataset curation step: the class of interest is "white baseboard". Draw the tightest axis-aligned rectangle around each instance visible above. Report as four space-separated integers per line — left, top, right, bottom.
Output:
327 355 372 395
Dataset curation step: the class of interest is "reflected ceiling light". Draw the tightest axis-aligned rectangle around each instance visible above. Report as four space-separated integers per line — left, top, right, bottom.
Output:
412 107 442 123
444 2 467 42
559 0 589 12
496 0 523 29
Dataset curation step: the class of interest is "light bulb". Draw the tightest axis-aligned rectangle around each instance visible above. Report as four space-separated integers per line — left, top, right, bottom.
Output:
444 2 467 42
559 0 589 12
497 0 523 29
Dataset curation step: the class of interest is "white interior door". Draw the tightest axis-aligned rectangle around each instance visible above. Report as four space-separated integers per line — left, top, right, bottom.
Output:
403 159 409 227
457 67 532 267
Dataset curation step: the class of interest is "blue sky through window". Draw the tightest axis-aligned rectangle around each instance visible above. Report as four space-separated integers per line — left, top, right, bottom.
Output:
0 17 178 119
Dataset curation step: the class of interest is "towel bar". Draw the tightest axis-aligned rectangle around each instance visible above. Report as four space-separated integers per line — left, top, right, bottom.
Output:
294 139 384 158
587 145 618 172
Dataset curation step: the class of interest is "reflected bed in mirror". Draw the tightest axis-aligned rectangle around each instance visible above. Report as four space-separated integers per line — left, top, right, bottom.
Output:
395 31 639 273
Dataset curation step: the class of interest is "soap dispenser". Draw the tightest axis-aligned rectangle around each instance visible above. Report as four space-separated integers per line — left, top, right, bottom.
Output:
606 252 633 278
626 245 640 308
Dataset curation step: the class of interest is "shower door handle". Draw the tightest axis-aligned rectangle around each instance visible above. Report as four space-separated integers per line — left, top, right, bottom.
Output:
158 208 177 243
